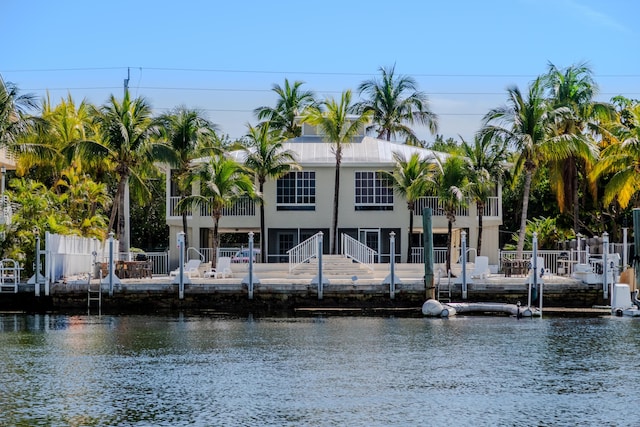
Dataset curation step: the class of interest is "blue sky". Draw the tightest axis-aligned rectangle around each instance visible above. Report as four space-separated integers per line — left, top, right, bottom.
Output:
3 0 639 141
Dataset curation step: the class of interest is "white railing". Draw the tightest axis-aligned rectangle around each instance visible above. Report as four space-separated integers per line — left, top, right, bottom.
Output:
0 259 21 292
287 232 322 272
168 196 193 217
411 247 448 264
341 234 376 271
415 196 469 217
200 197 256 217
499 249 594 275
482 196 499 217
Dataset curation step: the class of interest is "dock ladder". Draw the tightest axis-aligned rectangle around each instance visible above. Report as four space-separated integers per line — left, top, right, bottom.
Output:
436 269 452 303
87 269 102 314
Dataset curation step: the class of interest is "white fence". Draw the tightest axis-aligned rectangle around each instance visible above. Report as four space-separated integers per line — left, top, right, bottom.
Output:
46 233 108 282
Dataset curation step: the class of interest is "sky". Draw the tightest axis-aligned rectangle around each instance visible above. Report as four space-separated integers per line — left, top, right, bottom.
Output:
3 0 640 142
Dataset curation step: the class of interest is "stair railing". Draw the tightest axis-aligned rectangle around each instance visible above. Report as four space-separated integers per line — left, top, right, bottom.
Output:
288 232 322 272
341 234 376 271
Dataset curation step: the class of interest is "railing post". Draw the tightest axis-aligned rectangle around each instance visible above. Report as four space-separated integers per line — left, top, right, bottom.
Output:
461 230 467 300
318 232 324 300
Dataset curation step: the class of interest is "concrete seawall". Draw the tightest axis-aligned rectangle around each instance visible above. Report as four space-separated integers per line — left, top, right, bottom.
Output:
0 275 606 314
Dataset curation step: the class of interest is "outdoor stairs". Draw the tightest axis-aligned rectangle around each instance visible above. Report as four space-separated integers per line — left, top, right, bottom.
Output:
287 255 375 280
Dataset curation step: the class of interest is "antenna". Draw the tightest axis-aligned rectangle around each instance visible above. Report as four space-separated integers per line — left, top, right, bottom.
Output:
124 67 130 95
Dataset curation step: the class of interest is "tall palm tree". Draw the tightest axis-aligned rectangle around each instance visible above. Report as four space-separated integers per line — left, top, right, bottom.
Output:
156 106 219 250
356 65 438 143
591 98 640 209
482 78 565 258
543 62 612 232
0 79 39 154
243 122 299 262
380 151 437 262
303 90 372 254
75 91 174 253
254 79 316 138
182 154 256 266
433 155 468 274
16 94 94 184
461 134 508 256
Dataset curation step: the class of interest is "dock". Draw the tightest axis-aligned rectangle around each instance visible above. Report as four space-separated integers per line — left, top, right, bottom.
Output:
0 267 610 315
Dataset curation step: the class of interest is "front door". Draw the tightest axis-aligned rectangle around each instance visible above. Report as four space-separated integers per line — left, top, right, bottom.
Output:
359 229 380 262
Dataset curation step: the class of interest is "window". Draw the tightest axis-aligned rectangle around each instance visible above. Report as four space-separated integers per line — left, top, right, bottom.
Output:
277 171 316 210
355 171 393 211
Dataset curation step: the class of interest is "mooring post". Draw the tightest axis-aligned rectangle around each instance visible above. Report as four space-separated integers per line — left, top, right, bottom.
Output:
390 231 396 299
248 232 254 299
603 231 609 301
461 230 467 300
318 232 323 300
177 232 185 300
34 227 41 296
422 208 435 300
108 232 114 297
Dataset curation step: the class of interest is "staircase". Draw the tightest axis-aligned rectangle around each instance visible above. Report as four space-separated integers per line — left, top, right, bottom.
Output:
287 255 375 280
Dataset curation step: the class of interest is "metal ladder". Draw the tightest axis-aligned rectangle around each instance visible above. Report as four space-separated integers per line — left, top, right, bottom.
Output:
87 270 101 314
436 269 451 303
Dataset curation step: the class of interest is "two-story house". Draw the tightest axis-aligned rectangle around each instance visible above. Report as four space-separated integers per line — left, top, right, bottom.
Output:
164 124 503 268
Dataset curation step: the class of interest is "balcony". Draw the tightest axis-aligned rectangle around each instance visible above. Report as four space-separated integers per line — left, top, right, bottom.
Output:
414 196 499 218
168 196 256 218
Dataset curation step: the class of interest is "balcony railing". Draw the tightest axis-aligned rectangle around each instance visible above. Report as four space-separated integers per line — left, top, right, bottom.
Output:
168 196 256 218
200 197 256 217
414 196 499 218
415 196 469 217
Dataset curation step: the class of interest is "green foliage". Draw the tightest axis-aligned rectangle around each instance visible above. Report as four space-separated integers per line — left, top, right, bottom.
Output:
504 217 575 250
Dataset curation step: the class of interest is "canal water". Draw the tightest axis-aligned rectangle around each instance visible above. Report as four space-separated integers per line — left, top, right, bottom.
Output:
1 313 639 426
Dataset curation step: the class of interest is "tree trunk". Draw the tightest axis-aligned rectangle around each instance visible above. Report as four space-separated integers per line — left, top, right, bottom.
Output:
331 157 341 255
116 175 129 254
211 213 221 267
181 192 189 259
516 170 533 258
407 203 414 263
572 160 579 233
477 201 484 256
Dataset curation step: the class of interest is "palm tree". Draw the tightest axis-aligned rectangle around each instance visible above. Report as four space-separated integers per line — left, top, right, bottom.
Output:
543 62 612 232
433 155 469 274
591 98 640 209
16 94 94 184
254 79 316 138
380 151 437 262
303 90 372 254
482 78 564 258
75 91 174 253
356 65 438 143
182 154 256 266
243 122 300 262
461 134 508 256
156 106 219 250
0 79 39 154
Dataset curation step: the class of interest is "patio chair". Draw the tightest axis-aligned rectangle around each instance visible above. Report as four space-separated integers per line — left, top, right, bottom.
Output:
204 257 232 278
169 259 202 278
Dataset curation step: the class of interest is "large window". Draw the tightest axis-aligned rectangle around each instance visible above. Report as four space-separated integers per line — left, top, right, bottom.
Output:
355 171 393 211
277 171 316 210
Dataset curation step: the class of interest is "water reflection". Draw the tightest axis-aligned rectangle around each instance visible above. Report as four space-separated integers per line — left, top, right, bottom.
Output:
1 313 638 426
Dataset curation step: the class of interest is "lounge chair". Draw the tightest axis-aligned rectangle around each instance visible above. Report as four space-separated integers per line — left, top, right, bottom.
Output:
169 259 202 278
204 257 232 278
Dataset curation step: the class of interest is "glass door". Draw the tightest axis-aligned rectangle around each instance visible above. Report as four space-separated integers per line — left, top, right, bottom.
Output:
359 229 380 263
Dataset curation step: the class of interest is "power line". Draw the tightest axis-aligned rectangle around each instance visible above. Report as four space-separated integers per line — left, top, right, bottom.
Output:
4 66 640 78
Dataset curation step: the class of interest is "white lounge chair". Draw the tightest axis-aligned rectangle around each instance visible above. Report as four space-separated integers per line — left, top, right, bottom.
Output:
204 257 232 278
471 256 490 279
169 259 202 278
